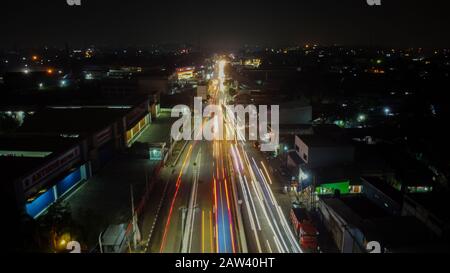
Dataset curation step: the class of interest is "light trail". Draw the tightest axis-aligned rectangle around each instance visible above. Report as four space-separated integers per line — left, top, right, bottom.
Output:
249 156 290 252
228 139 301 253
238 174 262 252
209 210 213 252
213 177 219 253
266 240 273 253
243 175 262 230
218 176 228 252
202 210 205 253
260 161 273 185
224 178 236 253
160 145 193 252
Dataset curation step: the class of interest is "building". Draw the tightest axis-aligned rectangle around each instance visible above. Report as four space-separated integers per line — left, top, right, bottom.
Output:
0 98 152 220
361 176 403 216
278 101 312 125
176 66 195 81
277 124 312 155
293 133 354 168
17 100 150 170
286 126 356 206
0 134 90 219
403 192 450 240
318 194 436 253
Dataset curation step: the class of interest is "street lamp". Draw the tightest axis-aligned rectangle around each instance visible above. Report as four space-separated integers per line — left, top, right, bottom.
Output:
357 114 366 122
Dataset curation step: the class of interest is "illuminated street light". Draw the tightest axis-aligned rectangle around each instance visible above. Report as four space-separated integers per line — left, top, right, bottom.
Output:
384 107 391 115
300 170 309 180
357 114 366 122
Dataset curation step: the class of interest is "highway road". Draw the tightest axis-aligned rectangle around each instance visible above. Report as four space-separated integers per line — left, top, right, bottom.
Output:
146 58 301 253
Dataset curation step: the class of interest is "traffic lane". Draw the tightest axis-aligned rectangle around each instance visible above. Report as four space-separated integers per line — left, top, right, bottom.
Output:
189 140 215 253
216 140 239 253
160 142 202 253
189 145 240 252
231 142 295 253
244 146 294 219
223 140 241 253
148 141 195 253
189 140 238 253
241 144 301 253
234 154 275 253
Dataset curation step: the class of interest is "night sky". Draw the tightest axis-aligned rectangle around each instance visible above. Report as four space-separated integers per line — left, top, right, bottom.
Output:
1 0 450 49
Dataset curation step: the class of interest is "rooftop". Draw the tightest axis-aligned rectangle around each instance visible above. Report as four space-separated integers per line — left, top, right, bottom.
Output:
321 194 390 228
0 134 82 183
361 216 436 252
298 134 352 148
17 108 129 135
306 164 358 185
406 192 450 223
0 91 148 111
0 156 46 183
288 151 304 165
361 176 404 204
0 134 80 154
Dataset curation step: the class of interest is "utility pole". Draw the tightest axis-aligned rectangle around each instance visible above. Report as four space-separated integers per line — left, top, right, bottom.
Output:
98 231 104 253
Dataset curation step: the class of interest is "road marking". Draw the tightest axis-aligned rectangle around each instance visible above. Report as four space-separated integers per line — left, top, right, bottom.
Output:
209 210 213 253
201 210 205 253
266 240 273 253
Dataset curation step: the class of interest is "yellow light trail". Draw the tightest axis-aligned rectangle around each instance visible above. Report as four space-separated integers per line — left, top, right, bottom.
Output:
261 161 273 185
209 210 213 252
213 177 219 253
202 210 205 253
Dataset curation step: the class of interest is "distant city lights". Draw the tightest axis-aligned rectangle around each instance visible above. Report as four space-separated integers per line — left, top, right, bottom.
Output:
357 114 366 122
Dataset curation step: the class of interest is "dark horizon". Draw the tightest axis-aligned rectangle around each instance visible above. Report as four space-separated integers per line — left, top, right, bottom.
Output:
1 0 450 50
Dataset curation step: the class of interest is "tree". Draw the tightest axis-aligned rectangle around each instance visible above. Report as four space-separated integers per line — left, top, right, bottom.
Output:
38 201 80 252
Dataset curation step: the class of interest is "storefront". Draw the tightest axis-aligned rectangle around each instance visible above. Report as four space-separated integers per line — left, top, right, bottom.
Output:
25 164 89 218
21 146 90 218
